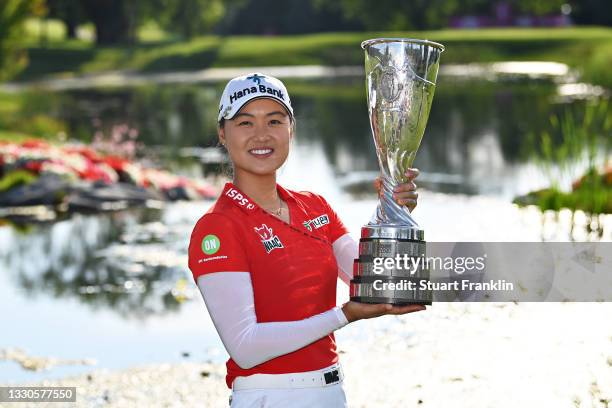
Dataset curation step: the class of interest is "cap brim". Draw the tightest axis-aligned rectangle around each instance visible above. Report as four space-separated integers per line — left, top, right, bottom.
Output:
220 95 293 123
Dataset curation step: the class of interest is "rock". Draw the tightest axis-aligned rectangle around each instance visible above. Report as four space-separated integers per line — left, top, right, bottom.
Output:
0 174 70 207
164 186 197 201
67 181 164 212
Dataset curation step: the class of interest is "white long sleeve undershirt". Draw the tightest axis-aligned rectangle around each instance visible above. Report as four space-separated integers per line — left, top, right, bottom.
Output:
196 233 359 369
332 233 359 285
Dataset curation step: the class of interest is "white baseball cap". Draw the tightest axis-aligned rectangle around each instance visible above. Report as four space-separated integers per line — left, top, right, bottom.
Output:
217 73 294 123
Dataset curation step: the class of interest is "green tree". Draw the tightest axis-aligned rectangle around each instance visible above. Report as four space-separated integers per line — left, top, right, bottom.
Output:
570 0 612 26
157 0 225 39
80 0 142 45
319 0 580 30
0 0 45 81
514 0 567 15
318 0 460 30
46 0 84 39
220 0 362 35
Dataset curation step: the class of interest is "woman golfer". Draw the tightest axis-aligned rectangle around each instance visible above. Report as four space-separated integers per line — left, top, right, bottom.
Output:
188 73 424 407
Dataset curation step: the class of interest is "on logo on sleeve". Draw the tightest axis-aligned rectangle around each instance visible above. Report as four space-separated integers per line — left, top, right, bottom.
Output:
201 234 221 255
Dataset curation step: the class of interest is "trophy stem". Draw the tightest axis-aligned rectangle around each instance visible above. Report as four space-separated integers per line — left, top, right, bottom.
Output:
370 177 421 230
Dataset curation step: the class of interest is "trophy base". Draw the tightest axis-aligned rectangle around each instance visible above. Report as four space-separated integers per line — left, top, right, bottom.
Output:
350 225 432 305
350 296 431 306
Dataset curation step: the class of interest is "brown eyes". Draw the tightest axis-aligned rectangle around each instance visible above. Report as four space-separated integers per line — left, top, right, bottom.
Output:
237 120 283 126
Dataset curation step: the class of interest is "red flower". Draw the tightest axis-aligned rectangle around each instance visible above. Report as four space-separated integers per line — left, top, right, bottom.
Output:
24 161 43 173
65 146 101 163
21 139 50 149
101 156 128 171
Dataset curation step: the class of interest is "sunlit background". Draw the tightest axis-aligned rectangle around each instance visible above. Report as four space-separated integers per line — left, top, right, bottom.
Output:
0 1 610 406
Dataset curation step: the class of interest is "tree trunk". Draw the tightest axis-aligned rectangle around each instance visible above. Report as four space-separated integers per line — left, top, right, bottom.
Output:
82 0 135 45
64 6 78 39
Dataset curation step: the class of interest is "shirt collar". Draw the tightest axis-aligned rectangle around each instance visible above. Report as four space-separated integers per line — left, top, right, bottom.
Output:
220 182 295 214
276 183 297 204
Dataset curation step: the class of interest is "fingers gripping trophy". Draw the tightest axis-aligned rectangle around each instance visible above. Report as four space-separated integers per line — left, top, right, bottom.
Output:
350 38 444 306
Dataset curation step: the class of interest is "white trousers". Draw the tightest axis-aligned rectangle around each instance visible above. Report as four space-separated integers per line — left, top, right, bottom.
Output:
229 382 348 408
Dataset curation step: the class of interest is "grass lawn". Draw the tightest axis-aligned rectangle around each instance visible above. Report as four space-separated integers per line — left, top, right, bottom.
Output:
11 26 612 87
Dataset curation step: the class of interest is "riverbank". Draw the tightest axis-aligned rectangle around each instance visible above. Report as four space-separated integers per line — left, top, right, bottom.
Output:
12 27 612 88
2 61 590 93
0 138 218 225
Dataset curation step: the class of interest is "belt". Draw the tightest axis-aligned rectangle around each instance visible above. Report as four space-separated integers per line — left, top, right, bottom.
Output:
232 363 344 391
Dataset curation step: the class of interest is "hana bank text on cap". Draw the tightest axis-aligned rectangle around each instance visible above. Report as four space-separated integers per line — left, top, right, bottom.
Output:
217 73 294 123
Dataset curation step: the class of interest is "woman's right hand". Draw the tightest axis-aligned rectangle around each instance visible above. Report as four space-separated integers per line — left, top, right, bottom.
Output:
341 301 426 323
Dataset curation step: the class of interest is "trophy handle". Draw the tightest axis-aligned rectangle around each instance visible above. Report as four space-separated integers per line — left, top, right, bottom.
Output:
370 176 420 228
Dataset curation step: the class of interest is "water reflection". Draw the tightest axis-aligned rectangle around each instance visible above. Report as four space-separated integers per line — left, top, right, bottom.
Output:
10 76 600 197
0 200 222 384
1 73 609 382
0 75 608 315
0 208 194 319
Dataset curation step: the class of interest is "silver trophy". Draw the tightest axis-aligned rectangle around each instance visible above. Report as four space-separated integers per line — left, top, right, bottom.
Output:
350 38 444 305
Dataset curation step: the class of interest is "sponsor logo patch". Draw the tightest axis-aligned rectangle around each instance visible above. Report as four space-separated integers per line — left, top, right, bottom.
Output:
229 79 285 104
225 188 256 210
303 214 330 231
201 234 220 255
254 224 284 253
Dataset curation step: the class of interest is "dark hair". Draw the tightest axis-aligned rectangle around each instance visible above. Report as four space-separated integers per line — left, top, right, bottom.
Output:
218 114 294 129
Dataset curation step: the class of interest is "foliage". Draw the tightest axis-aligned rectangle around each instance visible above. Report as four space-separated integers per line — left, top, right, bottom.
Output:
78 0 140 45
315 0 459 30
528 100 610 186
516 99 611 214
514 0 568 16
0 0 45 80
316 0 572 31
156 0 225 39
12 27 612 88
0 91 67 140
513 172 611 214
0 169 37 192
45 0 83 39
37 0 228 44
219 0 361 35
6 0 612 49
570 0 612 26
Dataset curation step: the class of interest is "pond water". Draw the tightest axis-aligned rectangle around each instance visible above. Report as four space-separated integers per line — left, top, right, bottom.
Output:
0 72 609 384
10 73 604 197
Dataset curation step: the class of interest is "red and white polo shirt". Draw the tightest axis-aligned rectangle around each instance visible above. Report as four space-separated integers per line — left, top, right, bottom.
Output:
188 182 348 388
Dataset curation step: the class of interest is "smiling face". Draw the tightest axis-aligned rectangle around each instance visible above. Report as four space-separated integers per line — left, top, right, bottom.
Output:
218 98 293 180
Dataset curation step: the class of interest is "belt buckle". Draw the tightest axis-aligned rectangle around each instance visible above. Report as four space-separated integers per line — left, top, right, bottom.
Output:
323 368 340 385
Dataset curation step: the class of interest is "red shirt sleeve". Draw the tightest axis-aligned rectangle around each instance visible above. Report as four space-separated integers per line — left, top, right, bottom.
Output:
317 195 349 243
188 213 250 281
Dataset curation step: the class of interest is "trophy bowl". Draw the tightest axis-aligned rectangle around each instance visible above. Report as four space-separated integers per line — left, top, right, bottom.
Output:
350 38 444 306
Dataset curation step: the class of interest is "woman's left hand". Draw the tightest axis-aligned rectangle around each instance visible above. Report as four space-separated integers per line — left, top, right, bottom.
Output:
374 168 420 212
